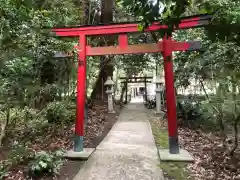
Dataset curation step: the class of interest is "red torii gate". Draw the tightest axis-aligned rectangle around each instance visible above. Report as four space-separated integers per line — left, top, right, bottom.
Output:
52 14 211 155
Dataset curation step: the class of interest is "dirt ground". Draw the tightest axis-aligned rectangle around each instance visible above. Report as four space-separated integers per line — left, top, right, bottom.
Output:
2 101 120 180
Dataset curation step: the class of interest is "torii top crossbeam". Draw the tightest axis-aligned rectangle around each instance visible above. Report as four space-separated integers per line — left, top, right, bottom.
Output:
53 14 212 36
53 14 211 57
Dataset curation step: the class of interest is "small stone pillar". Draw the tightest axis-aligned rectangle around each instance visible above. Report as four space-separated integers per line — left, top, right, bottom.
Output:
104 76 115 113
155 76 163 114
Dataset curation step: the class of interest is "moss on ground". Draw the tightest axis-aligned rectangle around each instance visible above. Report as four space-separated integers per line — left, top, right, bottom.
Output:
151 122 169 148
150 119 191 180
158 162 190 180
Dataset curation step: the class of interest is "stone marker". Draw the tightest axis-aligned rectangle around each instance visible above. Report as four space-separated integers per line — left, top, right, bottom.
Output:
155 75 164 115
104 76 115 114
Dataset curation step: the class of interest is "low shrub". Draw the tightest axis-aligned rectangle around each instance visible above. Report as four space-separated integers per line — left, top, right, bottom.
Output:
0 162 9 179
176 97 218 129
177 99 203 121
28 150 64 178
42 101 75 123
8 144 34 166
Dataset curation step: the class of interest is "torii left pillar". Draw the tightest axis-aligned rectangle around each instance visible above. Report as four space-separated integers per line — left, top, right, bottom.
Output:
64 35 95 159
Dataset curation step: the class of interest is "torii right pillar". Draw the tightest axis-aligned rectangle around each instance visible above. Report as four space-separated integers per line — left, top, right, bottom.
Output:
160 35 194 162
162 35 179 154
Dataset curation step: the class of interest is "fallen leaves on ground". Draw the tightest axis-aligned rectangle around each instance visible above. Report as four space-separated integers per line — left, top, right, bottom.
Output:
153 117 240 180
2 102 116 180
178 126 240 180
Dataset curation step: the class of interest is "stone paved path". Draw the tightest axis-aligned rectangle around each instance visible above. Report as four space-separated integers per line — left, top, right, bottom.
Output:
73 102 164 180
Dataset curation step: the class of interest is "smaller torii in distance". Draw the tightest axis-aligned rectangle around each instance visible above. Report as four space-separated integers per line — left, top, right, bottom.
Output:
120 76 153 103
52 14 212 160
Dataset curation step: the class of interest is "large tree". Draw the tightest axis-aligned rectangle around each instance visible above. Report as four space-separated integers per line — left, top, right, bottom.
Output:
90 0 115 101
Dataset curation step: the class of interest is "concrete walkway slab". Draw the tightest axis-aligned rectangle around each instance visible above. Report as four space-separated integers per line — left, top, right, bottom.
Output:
73 103 164 180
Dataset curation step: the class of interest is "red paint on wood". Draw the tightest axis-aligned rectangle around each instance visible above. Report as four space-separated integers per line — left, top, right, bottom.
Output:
162 35 178 138
75 35 87 136
172 42 190 51
178 21 199 29
52 16 210 37
85 41 199 56
118 34 128 48
86 43 162 56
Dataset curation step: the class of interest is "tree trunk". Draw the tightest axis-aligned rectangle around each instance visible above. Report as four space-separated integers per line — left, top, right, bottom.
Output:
0 109 10 146
90 0 113 101
229 79 239 156
230 114 240 156
120 86 126 103
83 0 89 24
100 0 113 23
91 62 114 101
216 83 226 144
114 65 119 97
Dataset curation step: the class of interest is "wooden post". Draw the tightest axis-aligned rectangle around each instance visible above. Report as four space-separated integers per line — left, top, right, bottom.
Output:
162 35 179 154
75 35 87 152
125 81 128 104
144 76 147 102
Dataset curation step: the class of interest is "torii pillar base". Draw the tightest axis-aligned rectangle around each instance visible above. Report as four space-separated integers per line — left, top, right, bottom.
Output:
159 149 194 162
154 111 165 119
108 110 116 114
64 148 95 160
